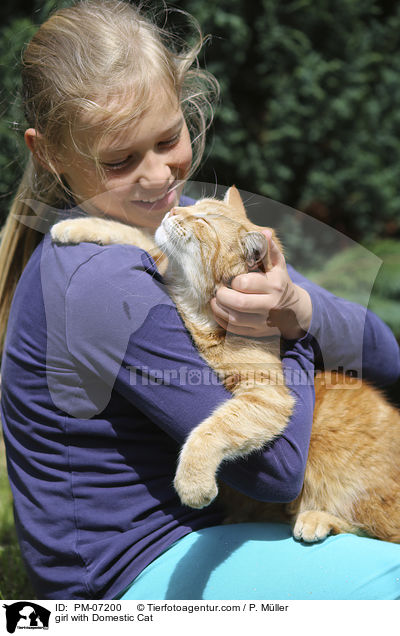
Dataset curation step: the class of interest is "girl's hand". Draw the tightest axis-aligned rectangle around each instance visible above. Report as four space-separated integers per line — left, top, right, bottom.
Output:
210 230 312 340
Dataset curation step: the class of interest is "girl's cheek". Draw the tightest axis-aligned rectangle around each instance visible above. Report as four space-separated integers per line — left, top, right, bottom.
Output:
103 172 134 190
176 140 193 175
175 124 193 169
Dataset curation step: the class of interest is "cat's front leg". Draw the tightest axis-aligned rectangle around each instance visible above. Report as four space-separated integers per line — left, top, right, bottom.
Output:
50 217 167 271
174 433 219 508
174 385 293 508
51 217 157 253
52 217 125 244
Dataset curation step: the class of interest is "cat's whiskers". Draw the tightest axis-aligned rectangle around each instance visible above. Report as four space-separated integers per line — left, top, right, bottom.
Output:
211 171 218 199
242 201 262 209
158 235 179 261
242 193 257 206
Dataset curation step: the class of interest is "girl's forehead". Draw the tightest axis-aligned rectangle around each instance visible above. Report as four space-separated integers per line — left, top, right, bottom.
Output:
76 88 182 154
103 110 183 153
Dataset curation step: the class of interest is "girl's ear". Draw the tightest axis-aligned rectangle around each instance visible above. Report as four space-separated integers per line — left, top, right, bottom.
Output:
24 128 60 173
25 128 44 160
241 231 268 269
224 185 248 220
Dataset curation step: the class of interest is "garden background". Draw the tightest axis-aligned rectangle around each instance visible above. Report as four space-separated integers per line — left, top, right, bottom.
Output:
0 0 399 598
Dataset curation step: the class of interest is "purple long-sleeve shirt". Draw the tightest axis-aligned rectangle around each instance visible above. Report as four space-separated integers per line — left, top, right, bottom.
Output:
1 199 399 599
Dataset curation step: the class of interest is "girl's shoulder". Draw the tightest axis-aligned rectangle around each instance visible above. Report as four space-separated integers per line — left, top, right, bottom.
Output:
41 231 162 291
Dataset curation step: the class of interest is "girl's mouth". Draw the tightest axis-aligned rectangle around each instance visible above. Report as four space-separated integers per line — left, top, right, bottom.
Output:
132 182 179 211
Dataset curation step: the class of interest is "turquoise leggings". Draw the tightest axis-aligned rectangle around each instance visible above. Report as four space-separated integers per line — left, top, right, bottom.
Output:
119 523 400 600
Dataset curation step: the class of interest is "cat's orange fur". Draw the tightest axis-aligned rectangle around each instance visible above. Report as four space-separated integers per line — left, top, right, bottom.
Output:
51 186 400 543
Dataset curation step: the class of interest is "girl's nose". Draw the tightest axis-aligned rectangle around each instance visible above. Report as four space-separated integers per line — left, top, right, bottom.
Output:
138 153 171 187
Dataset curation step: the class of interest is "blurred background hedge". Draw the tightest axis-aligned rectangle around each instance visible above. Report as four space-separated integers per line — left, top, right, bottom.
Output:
179 0 400 244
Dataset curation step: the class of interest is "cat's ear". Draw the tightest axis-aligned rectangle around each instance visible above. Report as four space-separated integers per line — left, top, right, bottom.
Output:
241 231 268 269
224 185 247 220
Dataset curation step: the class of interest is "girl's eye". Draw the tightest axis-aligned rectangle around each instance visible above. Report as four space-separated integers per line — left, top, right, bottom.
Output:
101 132 181 170
102 156 132 171
159 133 180 149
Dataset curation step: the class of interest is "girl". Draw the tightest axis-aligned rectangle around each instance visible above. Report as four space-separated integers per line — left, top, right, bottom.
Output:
1 0 399 600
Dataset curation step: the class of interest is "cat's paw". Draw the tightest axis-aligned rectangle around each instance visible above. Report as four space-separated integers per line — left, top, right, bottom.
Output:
293 510 333 543
51 219 94 245
174 468 218 509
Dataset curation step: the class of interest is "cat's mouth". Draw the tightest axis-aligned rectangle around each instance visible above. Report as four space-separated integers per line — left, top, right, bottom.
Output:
155 211 190 251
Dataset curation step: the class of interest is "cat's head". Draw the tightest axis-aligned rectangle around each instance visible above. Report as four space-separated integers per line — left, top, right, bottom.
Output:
154 186 278 310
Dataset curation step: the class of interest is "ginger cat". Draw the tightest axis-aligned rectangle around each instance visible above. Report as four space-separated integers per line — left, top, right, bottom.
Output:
51 186 400 543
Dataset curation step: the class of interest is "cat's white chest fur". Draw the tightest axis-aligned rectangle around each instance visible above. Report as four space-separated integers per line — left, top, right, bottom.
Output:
154 219 218 330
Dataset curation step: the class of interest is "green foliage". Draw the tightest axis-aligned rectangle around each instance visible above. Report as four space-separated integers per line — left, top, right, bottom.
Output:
0 1 72 223
304 239 400 339
174 0 400 243
0 434 35 599
0 18 36 209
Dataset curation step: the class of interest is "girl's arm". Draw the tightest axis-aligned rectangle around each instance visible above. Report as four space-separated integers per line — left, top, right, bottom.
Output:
288 265 400 387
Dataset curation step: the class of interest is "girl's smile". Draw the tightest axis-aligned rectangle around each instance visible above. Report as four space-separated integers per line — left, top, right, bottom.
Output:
131 184 179 210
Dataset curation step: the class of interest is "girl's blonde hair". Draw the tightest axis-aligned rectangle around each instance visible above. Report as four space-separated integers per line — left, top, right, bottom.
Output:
0 0 218 349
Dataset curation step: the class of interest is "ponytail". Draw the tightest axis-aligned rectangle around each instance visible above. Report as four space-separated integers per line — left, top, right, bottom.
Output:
0 157 46 350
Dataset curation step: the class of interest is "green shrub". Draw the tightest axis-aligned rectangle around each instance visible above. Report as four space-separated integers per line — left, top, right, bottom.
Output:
175 0 400 244
304 238 400 339
0 434 35 599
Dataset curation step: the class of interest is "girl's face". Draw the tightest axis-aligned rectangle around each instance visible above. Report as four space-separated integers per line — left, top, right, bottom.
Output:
59 91 193 230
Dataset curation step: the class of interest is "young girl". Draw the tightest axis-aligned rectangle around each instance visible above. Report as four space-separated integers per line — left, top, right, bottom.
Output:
1 0 399 600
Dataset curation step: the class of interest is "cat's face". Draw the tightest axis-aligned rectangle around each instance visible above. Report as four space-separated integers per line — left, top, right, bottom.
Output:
154 187 269 305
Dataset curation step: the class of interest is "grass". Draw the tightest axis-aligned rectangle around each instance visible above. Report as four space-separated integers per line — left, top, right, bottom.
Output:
0 431 36 600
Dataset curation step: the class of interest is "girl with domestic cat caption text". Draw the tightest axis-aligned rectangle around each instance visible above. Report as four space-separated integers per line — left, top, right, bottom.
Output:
0 0 399 600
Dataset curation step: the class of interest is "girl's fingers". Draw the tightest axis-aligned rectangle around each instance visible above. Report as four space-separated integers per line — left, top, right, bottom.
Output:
210 297 281 335
214 284 272 314
214 306 265 328
230 273 270 294
210 296 235 323
210 296 256 326
212 312 281 337
260 230 286 269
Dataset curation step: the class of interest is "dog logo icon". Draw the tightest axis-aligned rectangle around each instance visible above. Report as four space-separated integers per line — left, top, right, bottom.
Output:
2 602 50 633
